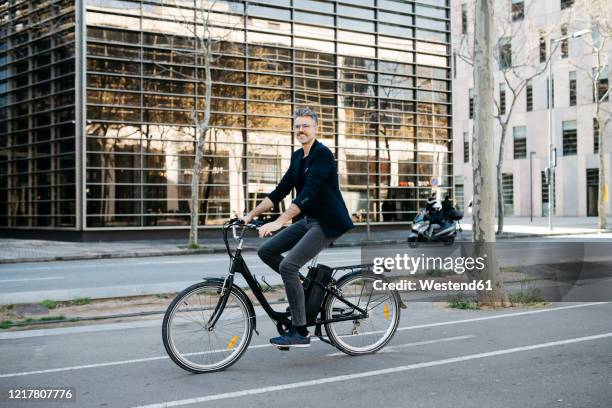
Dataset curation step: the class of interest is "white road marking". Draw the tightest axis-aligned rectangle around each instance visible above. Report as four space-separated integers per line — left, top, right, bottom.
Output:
132 332 612 408
0 335 473 378
0 343 269 379
0 302 608 378
0 276 64 283
324 335 475 357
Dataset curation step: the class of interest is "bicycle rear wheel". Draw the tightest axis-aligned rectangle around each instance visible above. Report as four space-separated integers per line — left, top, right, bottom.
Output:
162 281 253 373
322 273 400 355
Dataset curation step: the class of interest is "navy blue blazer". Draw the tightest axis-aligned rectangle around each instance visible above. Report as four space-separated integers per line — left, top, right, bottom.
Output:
267 140 354 238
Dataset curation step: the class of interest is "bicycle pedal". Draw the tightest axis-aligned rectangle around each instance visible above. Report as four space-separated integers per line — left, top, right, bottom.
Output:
275 345 291 351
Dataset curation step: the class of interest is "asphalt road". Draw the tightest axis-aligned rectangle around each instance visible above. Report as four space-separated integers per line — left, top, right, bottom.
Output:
1 301 610 407
1 234 612 304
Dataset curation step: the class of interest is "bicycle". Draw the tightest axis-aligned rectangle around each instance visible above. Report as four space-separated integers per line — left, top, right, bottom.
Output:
162 218 405 373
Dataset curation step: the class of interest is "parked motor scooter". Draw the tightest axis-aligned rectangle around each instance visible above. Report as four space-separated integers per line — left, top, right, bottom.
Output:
407 209 463 248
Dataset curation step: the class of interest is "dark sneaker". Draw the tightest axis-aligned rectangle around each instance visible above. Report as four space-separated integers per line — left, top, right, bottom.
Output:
270 328 311 348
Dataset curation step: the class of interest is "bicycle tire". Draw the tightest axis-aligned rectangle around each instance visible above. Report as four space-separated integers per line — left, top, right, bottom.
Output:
322 272 401 356
162 281 253 373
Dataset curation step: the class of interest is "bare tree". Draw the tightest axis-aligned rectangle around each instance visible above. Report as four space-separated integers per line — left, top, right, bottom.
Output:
471 0 509 306
572 0 612 228
158 0 240 247
457 1 559 234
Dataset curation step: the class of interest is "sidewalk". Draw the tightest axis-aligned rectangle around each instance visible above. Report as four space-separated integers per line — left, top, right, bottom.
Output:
0 217 608 264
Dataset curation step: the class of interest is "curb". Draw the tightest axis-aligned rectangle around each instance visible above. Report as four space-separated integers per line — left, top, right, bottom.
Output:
0 229 609 264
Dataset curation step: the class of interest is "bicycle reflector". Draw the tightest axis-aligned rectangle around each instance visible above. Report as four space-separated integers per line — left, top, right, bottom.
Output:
226 335 239 351
384 304 389 321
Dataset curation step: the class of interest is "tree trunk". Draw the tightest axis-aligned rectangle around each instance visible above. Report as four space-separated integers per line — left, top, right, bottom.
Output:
496 163 504 235
471 0 509 306
597 116 606 229
496 124 507 235
188 128 204 247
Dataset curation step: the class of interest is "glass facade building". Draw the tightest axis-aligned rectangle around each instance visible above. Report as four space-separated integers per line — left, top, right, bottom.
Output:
1 0 452 236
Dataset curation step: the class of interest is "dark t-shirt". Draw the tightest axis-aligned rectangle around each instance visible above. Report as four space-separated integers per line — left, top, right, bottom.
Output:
296 154 316 218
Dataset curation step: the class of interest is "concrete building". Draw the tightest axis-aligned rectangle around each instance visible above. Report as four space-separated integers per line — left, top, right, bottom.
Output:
1 0 452 239
451 0 611 217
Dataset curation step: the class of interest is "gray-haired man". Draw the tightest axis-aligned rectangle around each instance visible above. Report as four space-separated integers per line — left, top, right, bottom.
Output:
241 107 353 348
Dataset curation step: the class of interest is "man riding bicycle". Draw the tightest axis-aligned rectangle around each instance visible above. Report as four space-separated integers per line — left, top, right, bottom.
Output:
240 107 354 348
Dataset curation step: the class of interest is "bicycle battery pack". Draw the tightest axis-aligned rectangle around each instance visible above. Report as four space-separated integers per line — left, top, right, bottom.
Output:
303 264 333 325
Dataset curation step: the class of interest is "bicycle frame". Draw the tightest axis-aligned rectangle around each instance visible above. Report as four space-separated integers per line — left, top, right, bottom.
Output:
206 221 371 334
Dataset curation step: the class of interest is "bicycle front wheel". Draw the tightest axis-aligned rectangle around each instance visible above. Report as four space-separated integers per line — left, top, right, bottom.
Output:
323 273 400 355
162 281 253 373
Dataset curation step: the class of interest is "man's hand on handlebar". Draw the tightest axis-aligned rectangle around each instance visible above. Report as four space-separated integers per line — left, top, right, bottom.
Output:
258 219 283 238
239 213 253 225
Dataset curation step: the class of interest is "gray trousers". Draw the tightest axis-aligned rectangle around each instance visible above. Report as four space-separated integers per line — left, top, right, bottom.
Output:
257 217 336 326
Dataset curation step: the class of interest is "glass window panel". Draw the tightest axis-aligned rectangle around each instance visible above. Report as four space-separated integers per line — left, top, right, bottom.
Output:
380 87 414 100
247 5 290 20
247 101 291 116
296 64 336 79
379 0 411 12
87 0 140 15
416 29 447 42
416 53 447 67
249 45 292 61
338 5 374 20
248 73 291 88
415 5 447 19
141 18 193 37
294 37 334 53
247 116 291 130
379 23 413 38
341 82 376 96
247 18 291 34
87 216 141 227
339 55 376 70
338 17 374 32
248 59 291 74
379 61 413 76
248 88 292 102
296 50 335 65
338 43 375 58
341 68 376 83
194 0 245 13
379 11 411 26
379 74 413 88
88 90 141 106
294 0 334 13
379 48 413 63
294 24 334 40
379 35 413 50
415 17 447 31
416 65 448 79
415 40 447 55
247 31 291 46
337 30 375 45
418 0 447 7
294 11 334 26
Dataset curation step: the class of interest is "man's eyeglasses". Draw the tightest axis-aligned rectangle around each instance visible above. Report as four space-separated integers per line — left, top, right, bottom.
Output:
293 124 313 130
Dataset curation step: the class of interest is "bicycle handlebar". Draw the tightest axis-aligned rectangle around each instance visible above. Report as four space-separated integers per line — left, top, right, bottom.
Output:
222 218 265 256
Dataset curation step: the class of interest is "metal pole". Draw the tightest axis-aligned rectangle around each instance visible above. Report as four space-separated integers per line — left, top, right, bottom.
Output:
547 39 554 231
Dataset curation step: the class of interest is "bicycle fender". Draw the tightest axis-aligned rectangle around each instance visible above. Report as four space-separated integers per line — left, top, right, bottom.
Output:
202 278 258 334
